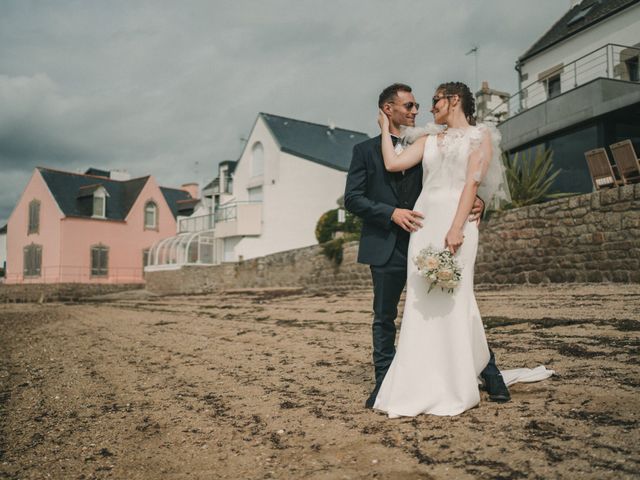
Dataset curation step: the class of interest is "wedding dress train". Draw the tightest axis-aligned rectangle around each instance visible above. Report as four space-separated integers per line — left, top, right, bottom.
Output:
373 125 553 418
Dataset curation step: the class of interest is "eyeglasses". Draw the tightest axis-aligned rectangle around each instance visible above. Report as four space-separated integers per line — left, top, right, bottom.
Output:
432 95 454 108
391 101 420 111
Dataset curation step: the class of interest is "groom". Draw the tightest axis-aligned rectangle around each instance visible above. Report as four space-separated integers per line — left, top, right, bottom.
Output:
344 83 510 408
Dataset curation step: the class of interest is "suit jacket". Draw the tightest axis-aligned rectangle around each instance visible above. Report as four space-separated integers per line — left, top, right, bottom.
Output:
344 135 423 266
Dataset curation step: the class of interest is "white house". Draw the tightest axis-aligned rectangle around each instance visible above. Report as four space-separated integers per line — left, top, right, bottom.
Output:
517 0 640 110
494 0 640 194
475 81 510 123
146 113 368 267
221 113 367 261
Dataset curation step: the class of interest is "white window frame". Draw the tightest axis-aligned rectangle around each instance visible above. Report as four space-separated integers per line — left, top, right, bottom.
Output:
144 201 158 230
248 186 263 202
92 187 107 218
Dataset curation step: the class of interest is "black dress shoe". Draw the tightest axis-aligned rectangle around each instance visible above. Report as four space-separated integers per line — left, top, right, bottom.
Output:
482 373 511 403
365 383 381 409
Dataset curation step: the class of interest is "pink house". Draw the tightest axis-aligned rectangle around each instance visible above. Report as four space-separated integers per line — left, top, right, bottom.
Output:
5 167 195 284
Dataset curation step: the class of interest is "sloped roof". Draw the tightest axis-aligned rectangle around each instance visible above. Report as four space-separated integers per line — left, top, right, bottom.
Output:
0 224 6 234
37 167 191 220
259 113 369 172
160 187 193 218
520 0 640 62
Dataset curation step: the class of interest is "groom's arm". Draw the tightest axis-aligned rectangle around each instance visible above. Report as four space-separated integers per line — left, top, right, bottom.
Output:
344 144 395 229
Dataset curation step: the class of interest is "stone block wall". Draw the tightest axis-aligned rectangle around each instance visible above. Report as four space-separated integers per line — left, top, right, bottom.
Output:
145 184 640 295
475 183 640 284
0 283 144 303
145 242 371 295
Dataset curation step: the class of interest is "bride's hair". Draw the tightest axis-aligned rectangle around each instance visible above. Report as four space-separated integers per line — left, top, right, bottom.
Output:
436 82 477 126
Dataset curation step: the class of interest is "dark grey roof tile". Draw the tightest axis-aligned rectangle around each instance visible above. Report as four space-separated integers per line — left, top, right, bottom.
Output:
259 113 369 172
520 0 639 62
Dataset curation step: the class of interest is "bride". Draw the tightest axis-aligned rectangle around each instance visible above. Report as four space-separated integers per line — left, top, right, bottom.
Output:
374 81 552 417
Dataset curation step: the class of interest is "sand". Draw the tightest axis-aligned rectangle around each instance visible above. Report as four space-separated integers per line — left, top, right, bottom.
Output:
1 284 639 479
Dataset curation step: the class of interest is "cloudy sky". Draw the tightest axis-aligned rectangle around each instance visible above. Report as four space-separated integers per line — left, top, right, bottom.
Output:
0 0 569 226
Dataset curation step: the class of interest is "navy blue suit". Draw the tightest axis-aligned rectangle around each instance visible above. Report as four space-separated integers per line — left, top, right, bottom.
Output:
344 135 422 385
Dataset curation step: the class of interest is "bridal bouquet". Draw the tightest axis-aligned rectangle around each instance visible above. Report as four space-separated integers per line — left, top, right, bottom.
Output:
413 246 462 293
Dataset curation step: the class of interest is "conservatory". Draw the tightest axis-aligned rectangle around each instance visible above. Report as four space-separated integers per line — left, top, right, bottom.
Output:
144 229 221 271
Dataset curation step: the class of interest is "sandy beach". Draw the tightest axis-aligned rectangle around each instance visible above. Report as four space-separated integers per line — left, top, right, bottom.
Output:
1 284 639 479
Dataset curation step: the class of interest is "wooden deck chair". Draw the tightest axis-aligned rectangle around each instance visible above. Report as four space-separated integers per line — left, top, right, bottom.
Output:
609 139 640 184
584 148 621 190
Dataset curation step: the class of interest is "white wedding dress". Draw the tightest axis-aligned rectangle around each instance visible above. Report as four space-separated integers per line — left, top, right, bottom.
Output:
373 124 553 418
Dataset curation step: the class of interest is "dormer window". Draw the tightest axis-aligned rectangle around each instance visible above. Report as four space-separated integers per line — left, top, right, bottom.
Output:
144 201 158 229
93 193 106 218
78 184 109 218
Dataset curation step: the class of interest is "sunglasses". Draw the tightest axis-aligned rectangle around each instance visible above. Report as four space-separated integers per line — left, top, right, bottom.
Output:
391 101 420 111
432 95 454 108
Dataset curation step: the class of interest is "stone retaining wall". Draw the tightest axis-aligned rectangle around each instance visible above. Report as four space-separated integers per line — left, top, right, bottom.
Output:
475 183 640 283
0 283 144 303
145 184 640 295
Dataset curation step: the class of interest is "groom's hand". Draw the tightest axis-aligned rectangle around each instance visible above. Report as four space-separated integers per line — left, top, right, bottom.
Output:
469 197 485 225
392 208 424 232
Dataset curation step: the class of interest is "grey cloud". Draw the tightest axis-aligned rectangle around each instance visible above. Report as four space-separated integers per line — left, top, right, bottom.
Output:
0 0 569 226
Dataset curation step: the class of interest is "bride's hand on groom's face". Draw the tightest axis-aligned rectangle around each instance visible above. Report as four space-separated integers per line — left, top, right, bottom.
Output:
378 109 389 131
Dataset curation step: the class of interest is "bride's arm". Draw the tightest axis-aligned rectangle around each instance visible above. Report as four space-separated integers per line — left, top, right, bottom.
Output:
445 130 493 254
378 110 427 172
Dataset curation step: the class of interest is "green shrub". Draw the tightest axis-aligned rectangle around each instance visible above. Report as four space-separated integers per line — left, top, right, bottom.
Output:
315 208 362 264
315 208 361 244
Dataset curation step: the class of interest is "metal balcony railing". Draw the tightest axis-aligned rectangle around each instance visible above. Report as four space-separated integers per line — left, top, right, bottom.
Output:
178 202 262 233
178 213 215 233
488 43 640 121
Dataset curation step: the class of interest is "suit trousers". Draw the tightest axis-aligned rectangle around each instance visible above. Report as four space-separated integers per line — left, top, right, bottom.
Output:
370 234 409 386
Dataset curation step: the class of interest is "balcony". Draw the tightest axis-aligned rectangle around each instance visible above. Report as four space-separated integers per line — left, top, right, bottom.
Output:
488 43 640 121
177 202 262 237
178 213 215 233
213 202 262 238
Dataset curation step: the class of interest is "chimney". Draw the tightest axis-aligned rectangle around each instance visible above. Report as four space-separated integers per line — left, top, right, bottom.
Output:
110 169 131 181
181 182 199 199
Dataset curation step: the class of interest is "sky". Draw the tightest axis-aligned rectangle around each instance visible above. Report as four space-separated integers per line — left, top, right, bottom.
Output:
0 0 570 226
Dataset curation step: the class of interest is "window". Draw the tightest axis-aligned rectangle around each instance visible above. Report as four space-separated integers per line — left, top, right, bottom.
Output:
547 74 561 99
23 243 42 277
144 201 158 229
248 186 263 202
251 142 264 176
91 244 109 276
93 196 104 217
28 199 40 234
626 56 639 82
143 248 150 268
